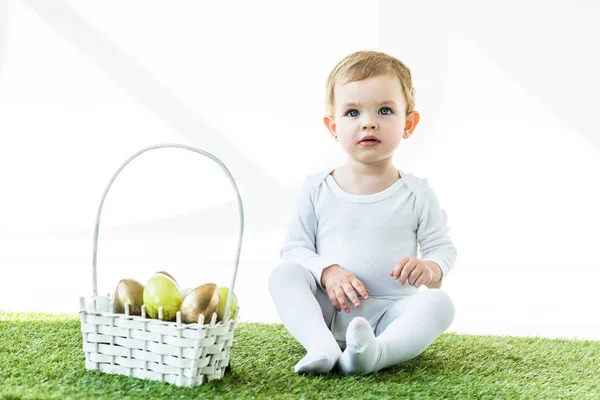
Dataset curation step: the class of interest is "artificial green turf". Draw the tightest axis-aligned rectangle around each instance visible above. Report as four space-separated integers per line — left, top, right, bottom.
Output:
0 312 598 399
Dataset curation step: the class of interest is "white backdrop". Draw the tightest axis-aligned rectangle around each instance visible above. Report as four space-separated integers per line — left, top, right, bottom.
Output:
1 0 599 340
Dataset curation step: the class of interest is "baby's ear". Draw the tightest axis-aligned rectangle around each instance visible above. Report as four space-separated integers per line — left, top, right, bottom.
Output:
404 111 421 137
323 115 337 138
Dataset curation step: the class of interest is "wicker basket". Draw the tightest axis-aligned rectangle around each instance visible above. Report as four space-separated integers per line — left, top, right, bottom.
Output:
78 143 244 387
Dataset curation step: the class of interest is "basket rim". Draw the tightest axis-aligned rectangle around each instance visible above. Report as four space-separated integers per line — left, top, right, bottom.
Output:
80 296 240 329
80 308 241 329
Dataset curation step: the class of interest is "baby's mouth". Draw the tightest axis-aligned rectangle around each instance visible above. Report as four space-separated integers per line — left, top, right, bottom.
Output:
358 135 381 144
359 137 381 146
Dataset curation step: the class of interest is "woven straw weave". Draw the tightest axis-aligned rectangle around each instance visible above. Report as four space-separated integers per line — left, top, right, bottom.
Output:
79 298 240 387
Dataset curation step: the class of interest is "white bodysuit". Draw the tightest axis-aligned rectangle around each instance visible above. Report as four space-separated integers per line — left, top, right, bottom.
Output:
279 169 457 343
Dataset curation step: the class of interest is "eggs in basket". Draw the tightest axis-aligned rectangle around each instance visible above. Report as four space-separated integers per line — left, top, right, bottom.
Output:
109 271 238 324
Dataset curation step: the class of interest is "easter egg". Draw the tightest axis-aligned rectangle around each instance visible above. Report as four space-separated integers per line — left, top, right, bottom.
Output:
143 272 182 321
112 278 144 315
180 283 220 324
180 286 193 298
217 286 238 322
155 270 178 285
88 295 110 313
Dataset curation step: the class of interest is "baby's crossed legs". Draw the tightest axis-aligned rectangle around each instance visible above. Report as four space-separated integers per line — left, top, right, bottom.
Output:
268 262 455 375
268 261 341 374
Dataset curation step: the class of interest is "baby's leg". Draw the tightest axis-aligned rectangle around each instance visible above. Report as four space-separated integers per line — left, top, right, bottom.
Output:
339 289 454 375
268 262 342 374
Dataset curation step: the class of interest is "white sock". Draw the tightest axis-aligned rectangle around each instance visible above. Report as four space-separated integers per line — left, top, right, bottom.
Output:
338 317 383 375
294 347 341 375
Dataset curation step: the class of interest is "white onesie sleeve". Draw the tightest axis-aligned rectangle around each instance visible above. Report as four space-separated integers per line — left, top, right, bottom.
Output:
415 179 457 283
280 176 338 291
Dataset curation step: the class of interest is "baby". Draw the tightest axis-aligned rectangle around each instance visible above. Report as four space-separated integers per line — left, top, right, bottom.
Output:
268 50 457 375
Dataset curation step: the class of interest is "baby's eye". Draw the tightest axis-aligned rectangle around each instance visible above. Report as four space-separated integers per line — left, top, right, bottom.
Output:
379 107 393 115
345 109 359 117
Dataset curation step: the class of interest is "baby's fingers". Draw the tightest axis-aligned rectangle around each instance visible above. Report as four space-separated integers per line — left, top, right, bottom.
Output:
343 283 362 310
327 289 342 312
352 279 369 300
390 258 409 280
334 286 351 312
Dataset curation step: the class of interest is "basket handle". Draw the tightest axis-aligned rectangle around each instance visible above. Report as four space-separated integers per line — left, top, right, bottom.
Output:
92 143 244 323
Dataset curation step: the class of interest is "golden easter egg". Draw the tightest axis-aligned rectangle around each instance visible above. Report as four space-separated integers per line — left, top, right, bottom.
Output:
180 283 220 324
112 278 144 315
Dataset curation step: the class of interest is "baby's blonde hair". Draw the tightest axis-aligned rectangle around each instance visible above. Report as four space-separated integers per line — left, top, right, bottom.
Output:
325 50 416 118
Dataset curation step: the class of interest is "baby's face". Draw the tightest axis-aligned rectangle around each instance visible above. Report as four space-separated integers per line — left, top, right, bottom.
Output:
331 73 408 166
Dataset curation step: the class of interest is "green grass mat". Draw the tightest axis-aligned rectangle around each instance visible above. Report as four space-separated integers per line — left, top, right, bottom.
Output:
1 312 598 399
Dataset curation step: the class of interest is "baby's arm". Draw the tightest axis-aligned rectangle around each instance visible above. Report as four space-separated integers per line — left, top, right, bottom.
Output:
416 182 457 289
280 177 338 291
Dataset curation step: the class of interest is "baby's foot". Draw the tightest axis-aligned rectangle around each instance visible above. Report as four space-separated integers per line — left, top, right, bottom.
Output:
294 348 342 375
338 317 382 375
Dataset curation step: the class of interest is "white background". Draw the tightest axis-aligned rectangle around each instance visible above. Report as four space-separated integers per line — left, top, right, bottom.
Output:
1 0 599 340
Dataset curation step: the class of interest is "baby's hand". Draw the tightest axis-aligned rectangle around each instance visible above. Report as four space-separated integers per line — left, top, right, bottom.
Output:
390 257 433 288
322 265 369 313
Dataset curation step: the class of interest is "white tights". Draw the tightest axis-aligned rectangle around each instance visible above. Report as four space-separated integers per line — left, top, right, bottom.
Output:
268 261 455 375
